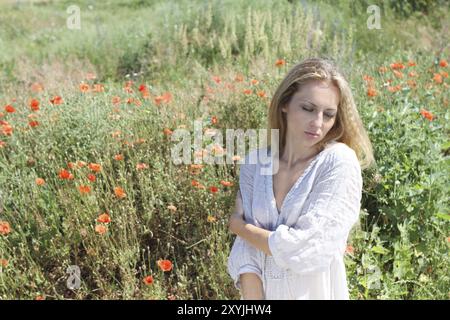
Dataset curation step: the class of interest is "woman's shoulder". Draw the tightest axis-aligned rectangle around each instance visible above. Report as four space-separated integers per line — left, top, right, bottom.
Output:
322 141 360 169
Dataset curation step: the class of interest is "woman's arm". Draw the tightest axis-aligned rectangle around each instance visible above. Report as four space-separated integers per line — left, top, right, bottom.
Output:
229 190 265 300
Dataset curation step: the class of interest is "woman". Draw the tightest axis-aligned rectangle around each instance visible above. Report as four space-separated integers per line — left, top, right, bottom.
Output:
227 58 375 300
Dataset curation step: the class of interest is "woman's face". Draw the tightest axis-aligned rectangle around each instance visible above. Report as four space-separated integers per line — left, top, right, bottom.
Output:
281 79 339 147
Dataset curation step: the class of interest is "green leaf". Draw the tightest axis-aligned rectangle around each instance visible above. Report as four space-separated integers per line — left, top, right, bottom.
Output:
435 213 450 221
371 245 390 255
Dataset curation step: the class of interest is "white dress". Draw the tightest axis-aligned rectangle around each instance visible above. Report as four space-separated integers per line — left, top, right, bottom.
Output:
227 141 363 300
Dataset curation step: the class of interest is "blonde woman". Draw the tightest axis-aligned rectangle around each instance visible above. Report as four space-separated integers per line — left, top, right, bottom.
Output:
227 58 376 300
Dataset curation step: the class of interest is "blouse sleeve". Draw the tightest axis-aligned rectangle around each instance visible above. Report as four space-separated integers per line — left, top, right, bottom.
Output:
227 150 263 290
267 149 363 275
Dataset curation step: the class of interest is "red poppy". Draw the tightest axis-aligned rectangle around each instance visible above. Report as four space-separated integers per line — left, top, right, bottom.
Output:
275 59 285 67
143 275 154 285
367 87 377 97
0 221 11 235
220 180 233 187
29 99 40 111
88 163 102 173
79 83 90 93
114 187 126 199
209 186 219 193
439 59 448 67
4 105 15 113
157 259 173 272
95 224 107 235
211 116 218 124
420 109 434 121
50 96 63 105
78 185 91 194
59 169 73 180
97 213 111 224
87 174 96 182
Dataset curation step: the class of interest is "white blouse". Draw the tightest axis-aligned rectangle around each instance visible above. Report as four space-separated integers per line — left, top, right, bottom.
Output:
227 141 363 300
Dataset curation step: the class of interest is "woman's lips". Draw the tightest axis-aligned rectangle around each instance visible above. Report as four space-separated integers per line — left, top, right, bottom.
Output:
305 131 319 138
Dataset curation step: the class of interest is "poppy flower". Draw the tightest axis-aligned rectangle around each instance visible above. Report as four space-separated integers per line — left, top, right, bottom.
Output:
163 128 173 136
29 99 40 111
79 83 90 93
87 174 96 182
220 180 233 187
234 74 244 82
433 73 443 84
275 59 285 67
114 187 126 199
0 259 8 267
243 89 252 95
76 161 86 168
88 163 102 173
440 71 448 78
114 154 124 161
408 71 417 77
78 185 91 194
345 245 355 255
58 169 73 180
4 105 15 113
112 96 121 105
211 116 218 125
29 121 39 128
367 87 377 97
143 275 154 285
136 163 148 170
95 224 107 235
157 259 173 272
407 61 416 67
212 76 221 84
50 96 63 105
209 186 219 193
439 59 448 67
257 91 266 98
0 221 11 235
420 109 434 121
35 295 45 300
390 62 405 70
393 70 403 79
250 79 259 85
36 178 45 186
97 213 111 224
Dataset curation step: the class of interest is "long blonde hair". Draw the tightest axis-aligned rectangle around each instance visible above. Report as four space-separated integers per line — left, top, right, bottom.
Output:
267 58 376 170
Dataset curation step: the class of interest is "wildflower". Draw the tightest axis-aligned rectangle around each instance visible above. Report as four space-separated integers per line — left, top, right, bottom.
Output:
257 90 266 98
163 128 173 136
220 180 233 187
35 178 45 186
433 73 443 84
157 259 173 272
114 187 126 199
393 70 403 79
29 121 39 128
234 74 244 82
87 174 96 182
0 221 11 235
345 245 355 255
420 109 434 121
58 169 73 180
143 275 154 285
79 83 90 93
29 99 40 111
112 96 121 105
209 186 219 193
88 163 102 173
439 59 448 67
207 215 217 223
211 116 218 125
407 61 416 67
35 295 45 300
275 59 285 67
31 83 44 92
136 163 148 170
4 105 15 113
408 71 417 77
97 213 111 224
1 122 13 136
243 89 252 95
50 96 63 105
95 224 107 235
387 85 401 93
212 76 221 84
76 160 86 168
114 154 124 161
0 259 8 267
367 87 377 97
390 62 405 70
250 79 259 85
78 185 91 194
440 71 448 78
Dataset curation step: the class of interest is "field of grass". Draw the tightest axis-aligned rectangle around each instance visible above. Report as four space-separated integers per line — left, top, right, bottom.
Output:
0 0 449 299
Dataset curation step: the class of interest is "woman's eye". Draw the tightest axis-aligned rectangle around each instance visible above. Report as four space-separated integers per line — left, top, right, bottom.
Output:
302 107 335 118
